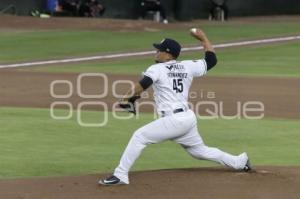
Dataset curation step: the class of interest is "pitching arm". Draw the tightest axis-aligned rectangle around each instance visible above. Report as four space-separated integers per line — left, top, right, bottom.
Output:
190 28 217 71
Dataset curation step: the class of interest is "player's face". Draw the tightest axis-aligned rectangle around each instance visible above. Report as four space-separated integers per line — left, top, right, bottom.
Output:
155 50 173 63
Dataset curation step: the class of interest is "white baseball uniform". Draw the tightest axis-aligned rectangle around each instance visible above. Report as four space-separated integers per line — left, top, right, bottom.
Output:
114 59 248 184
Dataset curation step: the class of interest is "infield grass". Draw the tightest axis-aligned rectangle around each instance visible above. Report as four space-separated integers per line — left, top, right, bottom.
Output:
26 41 300 77
1 21 300 63
1 107 300 179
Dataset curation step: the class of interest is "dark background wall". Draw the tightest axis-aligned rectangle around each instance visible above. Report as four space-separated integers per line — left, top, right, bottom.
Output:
0 0 45 15
173 0 300 20
0 0 300 20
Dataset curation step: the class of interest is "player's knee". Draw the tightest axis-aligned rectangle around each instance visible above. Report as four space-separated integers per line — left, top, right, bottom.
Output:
188 144 223 160
186 144 208 159
132 129 149 145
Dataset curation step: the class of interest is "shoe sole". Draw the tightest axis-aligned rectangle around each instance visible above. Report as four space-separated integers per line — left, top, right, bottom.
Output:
98 180 127 186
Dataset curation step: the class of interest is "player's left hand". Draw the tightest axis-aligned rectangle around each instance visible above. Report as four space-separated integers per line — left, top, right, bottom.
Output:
118 96 141 115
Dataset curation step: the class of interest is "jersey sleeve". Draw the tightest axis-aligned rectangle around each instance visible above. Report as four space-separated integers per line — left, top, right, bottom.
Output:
143 64 160 82
188 59 207 77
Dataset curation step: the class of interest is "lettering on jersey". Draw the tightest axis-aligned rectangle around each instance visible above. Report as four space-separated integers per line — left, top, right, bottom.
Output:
165 63 187 93
166 65 174 71
165 64 185 71
167 72 188 78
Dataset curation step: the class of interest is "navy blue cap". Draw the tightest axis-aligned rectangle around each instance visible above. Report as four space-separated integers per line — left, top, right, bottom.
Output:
153 38 181 59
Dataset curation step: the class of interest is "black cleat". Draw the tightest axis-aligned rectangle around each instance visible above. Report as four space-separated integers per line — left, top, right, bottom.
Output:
98 175 126 186
243 159 255 172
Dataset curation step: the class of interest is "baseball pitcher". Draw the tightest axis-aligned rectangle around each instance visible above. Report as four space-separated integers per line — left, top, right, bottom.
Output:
99 28 253 185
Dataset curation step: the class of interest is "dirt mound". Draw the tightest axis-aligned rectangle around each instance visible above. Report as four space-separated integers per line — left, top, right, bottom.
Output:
0 166 299 199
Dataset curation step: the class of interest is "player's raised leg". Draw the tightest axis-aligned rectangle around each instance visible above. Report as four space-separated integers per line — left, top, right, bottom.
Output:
173 116 250 170
184 142 249 170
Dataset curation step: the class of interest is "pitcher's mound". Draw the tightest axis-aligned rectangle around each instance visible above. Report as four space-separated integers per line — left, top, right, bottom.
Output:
1 166 299 199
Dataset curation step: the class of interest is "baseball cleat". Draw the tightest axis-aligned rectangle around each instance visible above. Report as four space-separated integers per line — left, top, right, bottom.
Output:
98 175 126 186
243 159 254 172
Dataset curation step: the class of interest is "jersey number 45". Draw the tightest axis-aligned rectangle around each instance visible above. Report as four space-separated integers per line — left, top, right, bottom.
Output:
173 79 183 93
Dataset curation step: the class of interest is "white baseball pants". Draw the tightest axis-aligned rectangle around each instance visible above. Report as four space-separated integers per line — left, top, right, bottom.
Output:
114 109 248 184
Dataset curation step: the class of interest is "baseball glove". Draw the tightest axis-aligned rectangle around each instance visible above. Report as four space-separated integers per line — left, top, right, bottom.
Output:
118 95 141 115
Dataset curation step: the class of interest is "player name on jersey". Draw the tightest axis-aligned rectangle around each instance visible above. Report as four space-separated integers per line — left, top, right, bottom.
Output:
167 72 188 78
166 63 188 78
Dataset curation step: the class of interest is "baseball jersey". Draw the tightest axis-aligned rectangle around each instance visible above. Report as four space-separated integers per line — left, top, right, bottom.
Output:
143 59 207 113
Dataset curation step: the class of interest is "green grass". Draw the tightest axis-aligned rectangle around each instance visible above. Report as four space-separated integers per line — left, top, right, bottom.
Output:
28 41 300 77
0 107 300 179
1 21 300 63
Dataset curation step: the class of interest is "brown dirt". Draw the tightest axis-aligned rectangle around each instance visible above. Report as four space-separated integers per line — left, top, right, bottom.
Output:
0 167 299 199
0 70 299 119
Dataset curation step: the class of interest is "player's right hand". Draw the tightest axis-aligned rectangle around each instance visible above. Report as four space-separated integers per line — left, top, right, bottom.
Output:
190 28 208 42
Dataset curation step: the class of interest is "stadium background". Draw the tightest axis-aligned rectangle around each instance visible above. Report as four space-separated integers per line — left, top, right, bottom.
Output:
1 0 300 18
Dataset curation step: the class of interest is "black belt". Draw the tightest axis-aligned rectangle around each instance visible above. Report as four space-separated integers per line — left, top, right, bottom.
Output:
161 108 184 117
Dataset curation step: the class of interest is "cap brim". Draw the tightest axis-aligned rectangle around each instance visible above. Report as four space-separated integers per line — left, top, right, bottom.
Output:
153 43 165 51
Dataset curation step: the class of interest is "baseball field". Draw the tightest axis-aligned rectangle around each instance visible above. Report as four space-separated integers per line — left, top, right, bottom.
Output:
0 15 300 199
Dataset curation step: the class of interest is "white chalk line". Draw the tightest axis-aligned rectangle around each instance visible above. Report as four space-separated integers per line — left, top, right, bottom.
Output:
1 35 300 69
